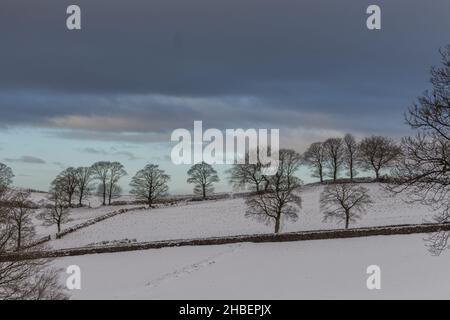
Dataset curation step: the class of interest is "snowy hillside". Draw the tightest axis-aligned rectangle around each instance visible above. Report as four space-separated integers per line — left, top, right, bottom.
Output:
48 183 437 249
53 233 449 299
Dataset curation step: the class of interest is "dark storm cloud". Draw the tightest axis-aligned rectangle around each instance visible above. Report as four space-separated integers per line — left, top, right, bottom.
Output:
0 0 449 136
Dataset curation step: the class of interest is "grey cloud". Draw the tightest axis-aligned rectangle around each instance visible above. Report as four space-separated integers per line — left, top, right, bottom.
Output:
79 147 139 160
152 155 172 162
4 156 46 164
79 147 108 155
53 130 168 143
53 161 66 169
0 91 412 139
114 151 139 161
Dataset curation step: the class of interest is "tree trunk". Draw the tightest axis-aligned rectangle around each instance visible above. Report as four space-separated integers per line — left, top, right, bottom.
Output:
147 189 153 208
102 182 106 206
264 179 270 191
345 210 350 229
57 221 61 233
350 159 353 181
108 182 113 205
17 226 21 250
68 193 73 207
375 168 380 180
274 216 281 234
202 185 206 200
78 188 84 207
319 166 323 183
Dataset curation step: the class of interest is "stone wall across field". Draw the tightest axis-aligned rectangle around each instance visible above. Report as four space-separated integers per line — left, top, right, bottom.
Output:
55 206 147 239
22 235 52 249
3 222 450 262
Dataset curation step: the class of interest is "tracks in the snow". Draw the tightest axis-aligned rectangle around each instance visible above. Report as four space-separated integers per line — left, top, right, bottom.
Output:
145 244 242 290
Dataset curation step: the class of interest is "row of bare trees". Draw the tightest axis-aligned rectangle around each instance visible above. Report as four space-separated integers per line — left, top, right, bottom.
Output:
225 134 402 198
303 134 402 183
0 136 418 237
40 133 402 216
48 162 128 209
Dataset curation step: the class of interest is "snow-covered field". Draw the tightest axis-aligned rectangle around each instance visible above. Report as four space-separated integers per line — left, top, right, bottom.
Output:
53 233 449 299
48 183 437 249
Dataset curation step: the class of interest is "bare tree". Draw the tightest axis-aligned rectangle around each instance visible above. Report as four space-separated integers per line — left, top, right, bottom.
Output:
0 167 13 247
96 184 122 205
388 47 450 240
106 162 127 205
358 136 401 180
0 234 68 299
75 167 92 207
53 168 78 207
386 45 450 255
406 45 450 139
0 186 67 299
9 191 35 250
130 164 170 208
0 163 14 190
343 133 359 181
425 230 450 256
91 161 126 205
320 183 373 229
187 162 220 200
227 149 269 193
38 184 70 233
391 134 450 215
91 161 111 206
245 149 303 233
323 138 344 182
303 142 326 183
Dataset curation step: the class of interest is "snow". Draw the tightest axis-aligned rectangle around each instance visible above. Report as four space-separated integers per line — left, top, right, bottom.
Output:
52 233 450 299
48 183 437 249
27 191 50 205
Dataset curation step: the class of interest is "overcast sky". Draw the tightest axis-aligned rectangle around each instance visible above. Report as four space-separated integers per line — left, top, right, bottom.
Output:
1 0 449 192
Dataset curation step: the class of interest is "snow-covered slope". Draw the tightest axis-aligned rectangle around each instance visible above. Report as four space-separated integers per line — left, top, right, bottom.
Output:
53 233 449 299
49 183 437 249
